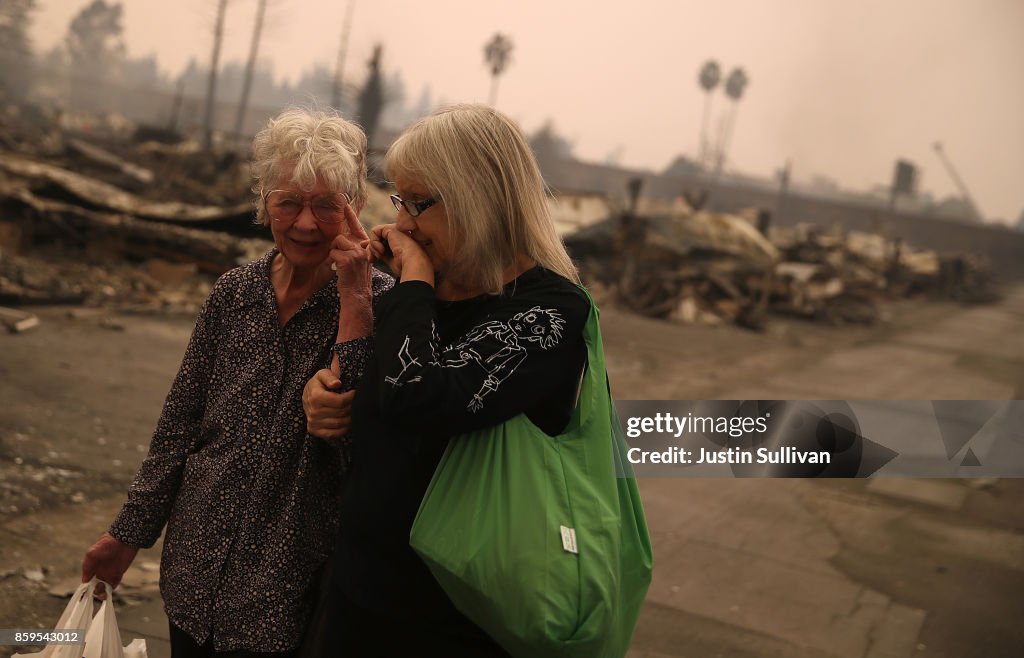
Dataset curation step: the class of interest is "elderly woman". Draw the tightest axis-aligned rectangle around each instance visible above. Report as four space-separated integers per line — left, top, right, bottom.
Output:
80 108 391 658
302 104 591 656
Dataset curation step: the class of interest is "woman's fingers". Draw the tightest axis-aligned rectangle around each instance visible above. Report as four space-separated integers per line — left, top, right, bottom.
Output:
308 425 350 442
81 532 139 595
303 373 354 440
330 245 369 265
372 225 432 284
308 368 340 393
371 223 422 255
369 224 401 272
303 370 339 415
311 416 353 431
330 230 373 282
307 411 353 439
370 223 396 243
369 224 429 282
368 240 388 260
342 201 368 241
331 231 360 252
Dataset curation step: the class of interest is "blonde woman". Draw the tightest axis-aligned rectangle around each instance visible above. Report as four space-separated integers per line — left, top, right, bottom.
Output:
81 108 391 657
302 104 590 656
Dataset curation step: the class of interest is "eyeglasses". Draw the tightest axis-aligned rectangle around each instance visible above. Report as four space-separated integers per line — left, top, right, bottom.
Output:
390 194 439 218
263 190 352 224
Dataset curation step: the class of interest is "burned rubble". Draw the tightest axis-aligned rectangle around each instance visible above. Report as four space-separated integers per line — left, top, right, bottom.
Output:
565 206 998 330
0 106 1000 336
565 209 777 330
0 108 401 330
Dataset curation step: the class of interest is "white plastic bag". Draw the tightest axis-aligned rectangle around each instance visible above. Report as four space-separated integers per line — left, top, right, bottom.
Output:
14 578 96 658
82 581 147 658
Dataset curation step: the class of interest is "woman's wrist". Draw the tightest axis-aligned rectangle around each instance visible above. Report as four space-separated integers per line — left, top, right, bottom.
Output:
337 295 373 341
400 255 435 287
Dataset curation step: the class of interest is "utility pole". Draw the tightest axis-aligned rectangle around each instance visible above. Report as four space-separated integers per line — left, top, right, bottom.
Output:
332 1 355 111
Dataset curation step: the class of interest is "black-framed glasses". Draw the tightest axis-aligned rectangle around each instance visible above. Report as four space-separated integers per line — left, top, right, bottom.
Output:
390 194 439 218
263 190 352 224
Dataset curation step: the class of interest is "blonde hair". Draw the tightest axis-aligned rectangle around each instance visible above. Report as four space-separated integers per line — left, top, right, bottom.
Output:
384 103 578 294
250 107 368 225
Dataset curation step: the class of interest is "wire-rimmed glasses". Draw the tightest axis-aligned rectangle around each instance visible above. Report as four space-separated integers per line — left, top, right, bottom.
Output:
263 190 352 224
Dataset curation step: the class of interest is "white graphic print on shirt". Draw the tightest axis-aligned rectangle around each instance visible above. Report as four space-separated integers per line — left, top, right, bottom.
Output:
384 335 424 386
386 306 566 412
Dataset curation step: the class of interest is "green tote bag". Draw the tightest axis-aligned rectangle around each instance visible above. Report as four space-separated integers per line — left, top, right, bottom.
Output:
410 294 653 658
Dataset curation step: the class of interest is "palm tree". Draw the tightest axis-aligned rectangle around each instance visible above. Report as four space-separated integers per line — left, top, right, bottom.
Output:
714 67 749 175
484 33 513 106
697 60 721 167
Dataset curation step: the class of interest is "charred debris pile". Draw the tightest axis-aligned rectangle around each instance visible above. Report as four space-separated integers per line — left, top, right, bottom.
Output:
0 106 998 333
0 107 395 327
0 107 266 319
565 208 997 331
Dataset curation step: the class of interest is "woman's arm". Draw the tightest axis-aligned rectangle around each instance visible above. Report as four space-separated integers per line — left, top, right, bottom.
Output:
304 269 393 440
305 205 394 440
106 275 225 547
329 203 377 376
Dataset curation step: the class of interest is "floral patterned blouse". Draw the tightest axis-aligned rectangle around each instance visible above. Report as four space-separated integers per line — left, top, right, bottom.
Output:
109 248 392 652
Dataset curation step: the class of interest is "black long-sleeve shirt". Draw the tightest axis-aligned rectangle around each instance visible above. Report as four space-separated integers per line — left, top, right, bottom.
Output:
328 266 590 639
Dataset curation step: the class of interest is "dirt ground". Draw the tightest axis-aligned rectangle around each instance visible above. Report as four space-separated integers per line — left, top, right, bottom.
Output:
1 283 1022 657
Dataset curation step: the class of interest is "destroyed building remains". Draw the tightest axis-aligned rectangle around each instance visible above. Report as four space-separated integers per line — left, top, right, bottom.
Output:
0 106 1006 333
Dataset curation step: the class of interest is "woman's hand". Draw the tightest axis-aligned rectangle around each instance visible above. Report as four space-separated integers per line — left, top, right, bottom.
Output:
303 369 355 441
330 203 373 300
370 224 434 286
331 203 374 343
82 531 138 597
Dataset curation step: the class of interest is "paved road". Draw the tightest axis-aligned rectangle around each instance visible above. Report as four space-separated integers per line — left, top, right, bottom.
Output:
607 285 1024 657
2 286 1022 657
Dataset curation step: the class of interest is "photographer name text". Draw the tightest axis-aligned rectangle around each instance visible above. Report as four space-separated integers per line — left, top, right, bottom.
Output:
624 412 830 465
626 446 831 465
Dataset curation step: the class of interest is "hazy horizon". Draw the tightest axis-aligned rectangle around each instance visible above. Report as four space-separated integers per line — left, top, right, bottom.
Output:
30 0 1024 224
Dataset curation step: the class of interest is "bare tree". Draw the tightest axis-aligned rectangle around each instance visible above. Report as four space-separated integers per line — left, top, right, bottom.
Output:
697 60 721 167
331 1 356 111
529 120 574 170
0 0 37 100
65 0 125 112
203 0 230 152
357 45 384 148
233 0 266 141
483 33 513 106
167 75 186 132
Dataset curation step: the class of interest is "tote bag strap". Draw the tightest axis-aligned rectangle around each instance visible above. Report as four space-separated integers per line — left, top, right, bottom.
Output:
558 286 609 437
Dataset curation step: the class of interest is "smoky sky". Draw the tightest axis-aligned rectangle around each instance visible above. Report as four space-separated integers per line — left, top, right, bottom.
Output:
32 0 1024 222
